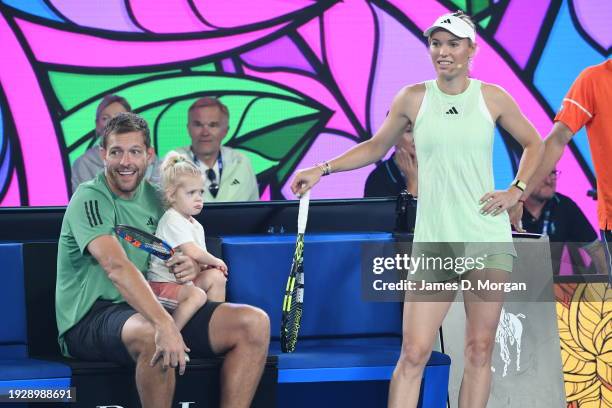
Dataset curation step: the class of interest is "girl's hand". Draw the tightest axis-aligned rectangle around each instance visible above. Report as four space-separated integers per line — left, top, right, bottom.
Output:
213 258 228 276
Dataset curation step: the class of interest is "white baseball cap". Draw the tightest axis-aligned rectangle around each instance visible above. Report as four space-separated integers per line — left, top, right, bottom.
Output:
423 13 476 43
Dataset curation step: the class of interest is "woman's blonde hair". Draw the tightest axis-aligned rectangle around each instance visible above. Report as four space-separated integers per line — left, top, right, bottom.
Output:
452 10 475 30
160 151 202 207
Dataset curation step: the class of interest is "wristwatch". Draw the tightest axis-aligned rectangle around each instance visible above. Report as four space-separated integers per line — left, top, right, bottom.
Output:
511 179 527 192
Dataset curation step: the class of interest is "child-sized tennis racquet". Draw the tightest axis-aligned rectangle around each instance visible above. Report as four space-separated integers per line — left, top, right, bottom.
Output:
280 190 310 353
114 224 174 261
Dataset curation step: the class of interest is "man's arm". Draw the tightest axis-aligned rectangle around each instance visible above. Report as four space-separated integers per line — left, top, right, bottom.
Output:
522 122 574 199
88 235 190 372
525 65 594 198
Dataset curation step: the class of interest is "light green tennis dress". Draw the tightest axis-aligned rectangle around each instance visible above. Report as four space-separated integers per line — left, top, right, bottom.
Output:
411 79 516 280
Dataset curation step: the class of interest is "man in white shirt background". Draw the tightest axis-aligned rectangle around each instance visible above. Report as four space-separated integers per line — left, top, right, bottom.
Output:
170 97 259 203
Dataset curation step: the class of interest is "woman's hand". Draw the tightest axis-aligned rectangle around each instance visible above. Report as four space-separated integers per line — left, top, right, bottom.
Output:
290 166 323 197
479 187 522 217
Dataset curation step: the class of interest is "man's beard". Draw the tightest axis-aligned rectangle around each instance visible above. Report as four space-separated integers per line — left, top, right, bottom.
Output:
106 165 145 195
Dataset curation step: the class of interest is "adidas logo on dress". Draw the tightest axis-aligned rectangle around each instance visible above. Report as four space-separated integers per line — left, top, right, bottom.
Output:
445 106 459 115
441 19 451 24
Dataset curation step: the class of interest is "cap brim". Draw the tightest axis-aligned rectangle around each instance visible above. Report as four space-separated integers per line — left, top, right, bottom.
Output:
423 24 470 40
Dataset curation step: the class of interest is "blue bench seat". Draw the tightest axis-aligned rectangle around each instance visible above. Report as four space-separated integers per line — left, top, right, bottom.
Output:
221 233 451 407
0 244 71 392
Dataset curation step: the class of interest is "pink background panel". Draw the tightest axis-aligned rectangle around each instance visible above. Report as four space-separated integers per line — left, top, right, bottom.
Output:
281 132 374 199
16 18 290 68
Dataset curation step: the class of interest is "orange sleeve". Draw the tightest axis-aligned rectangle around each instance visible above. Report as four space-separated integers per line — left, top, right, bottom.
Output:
554 69 595 134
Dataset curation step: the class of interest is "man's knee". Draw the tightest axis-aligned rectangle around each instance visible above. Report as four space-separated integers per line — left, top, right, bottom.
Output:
237 306 270 347
122 316 156 359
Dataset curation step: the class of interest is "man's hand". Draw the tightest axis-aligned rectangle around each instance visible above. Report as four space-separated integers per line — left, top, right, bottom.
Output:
394 147 418 195
166 254 198 284
507 203 525 232
150 318 190 375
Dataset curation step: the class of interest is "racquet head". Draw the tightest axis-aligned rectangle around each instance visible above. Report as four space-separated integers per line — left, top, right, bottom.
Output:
280 235 305 353
114 224 174 261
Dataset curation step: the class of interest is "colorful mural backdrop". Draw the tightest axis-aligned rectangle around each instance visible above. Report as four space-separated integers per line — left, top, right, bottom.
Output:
0 0 609 211
0 1 610 406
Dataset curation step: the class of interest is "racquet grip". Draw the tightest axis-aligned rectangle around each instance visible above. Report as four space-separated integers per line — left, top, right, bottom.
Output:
297 190 310 234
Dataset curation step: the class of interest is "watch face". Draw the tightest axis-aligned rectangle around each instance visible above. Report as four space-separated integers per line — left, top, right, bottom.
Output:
514 180 526 191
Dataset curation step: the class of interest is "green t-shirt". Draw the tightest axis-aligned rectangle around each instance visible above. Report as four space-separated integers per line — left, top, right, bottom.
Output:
56 173 164 356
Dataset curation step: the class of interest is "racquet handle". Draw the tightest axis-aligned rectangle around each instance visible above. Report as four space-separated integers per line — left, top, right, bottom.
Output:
297 190 310 234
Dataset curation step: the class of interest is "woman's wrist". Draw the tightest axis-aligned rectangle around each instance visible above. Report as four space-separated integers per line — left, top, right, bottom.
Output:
507 186 524 201
315 161 332 176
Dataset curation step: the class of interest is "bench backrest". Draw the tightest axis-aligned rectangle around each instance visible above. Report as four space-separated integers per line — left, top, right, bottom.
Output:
0 243 27 358
222 233 402 339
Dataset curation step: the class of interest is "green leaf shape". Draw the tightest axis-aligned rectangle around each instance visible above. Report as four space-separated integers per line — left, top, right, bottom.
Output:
276 136 312 184
216 95 260 141
234 117 319 161
60 73 307 151
233 97 319 140
479 16 491 28
472 0 490 15
449 0 467 11
49 70 180 112
237 149 278 175
153 99 192 158
137 104 170 151
190 63 217 72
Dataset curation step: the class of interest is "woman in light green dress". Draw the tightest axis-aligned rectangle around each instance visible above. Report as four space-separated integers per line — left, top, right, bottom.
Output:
291 11 543 408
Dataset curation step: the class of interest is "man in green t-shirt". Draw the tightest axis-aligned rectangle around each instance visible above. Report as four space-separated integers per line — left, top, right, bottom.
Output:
56 112 270 408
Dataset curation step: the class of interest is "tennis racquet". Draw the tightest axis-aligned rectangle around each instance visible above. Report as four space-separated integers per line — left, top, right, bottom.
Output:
114 224 174 261
280 190 310 353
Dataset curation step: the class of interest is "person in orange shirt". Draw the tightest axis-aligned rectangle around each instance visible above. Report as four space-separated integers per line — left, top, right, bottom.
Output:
520 60 612 284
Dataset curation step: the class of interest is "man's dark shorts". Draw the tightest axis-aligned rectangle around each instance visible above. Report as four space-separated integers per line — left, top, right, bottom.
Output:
64 300 223 365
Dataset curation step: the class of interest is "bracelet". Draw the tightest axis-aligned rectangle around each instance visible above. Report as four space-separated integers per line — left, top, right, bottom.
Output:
518 198 526 204
316 161 332 176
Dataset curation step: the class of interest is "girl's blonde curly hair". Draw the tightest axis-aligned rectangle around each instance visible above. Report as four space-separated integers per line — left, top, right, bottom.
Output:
160 151 202 207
